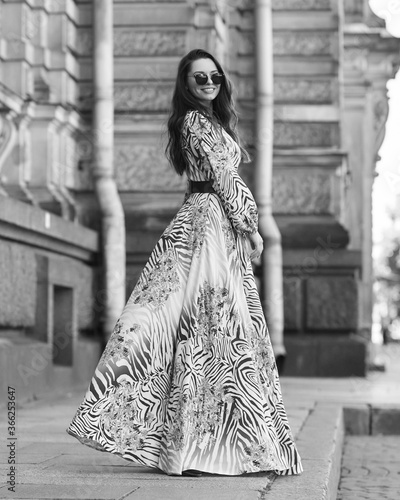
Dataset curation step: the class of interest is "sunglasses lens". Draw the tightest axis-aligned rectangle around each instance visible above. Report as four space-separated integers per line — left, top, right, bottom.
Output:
211 74 224 85
194 74 208 85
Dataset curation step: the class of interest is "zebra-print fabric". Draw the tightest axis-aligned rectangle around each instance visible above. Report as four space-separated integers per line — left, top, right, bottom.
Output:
66 110 303 476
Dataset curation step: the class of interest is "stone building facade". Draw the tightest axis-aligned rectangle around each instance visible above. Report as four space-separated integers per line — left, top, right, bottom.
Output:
0 0 399 400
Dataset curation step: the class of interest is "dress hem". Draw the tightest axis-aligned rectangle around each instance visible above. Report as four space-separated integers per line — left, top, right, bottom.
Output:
65 428 302 476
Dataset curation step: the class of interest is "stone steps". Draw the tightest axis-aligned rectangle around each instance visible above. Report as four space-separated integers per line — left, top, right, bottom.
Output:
266 404 400 499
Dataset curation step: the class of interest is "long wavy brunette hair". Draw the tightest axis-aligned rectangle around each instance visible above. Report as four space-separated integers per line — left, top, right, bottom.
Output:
166 49 250 175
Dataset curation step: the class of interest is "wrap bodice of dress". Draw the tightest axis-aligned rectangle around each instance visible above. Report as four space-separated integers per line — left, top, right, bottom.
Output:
181 110 259 237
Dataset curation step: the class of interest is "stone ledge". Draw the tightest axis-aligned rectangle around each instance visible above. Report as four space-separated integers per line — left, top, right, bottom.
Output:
276 215 350 249
267 403 344 500
371 406 400 435
113 3 194 25
283 249 362 269
0 197 98 262
343 405 370 435
283 336 367 377
0 337 101 406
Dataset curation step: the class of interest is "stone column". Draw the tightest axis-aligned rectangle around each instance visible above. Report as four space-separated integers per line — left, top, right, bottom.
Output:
343 3 400 340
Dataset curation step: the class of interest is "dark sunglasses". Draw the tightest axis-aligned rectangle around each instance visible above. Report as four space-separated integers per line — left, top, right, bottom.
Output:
188 72 224 85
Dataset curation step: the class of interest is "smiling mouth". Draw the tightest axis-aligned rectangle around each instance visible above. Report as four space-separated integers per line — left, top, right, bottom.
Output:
202 88 215 93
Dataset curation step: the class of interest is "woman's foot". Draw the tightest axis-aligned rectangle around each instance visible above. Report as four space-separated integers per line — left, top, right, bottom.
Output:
182 469 203 477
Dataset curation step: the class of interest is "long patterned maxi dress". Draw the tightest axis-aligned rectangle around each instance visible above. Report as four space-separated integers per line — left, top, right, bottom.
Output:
66 110 303 476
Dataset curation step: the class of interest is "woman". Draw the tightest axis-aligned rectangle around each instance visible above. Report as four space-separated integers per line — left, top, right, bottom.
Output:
66 49 303 477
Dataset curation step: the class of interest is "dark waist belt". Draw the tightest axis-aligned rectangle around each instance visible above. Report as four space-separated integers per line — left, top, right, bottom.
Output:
189 180 215 194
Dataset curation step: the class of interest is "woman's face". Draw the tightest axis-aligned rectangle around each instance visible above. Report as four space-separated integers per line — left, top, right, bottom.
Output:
186 58 221 108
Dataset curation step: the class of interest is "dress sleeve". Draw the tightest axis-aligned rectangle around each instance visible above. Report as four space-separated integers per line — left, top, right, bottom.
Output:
185 110 258 236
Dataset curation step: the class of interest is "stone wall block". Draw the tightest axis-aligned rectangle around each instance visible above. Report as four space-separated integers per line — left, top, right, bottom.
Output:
343 405 370 435
283 277 302 330
0 240 36 327
77 83 93 111
114 143 186 191
272 170 331 214
236 77 256 101
274 122 340 148
317 336 366 376
344 0 364 15
306 276 358 330
75 28 93 56
47 12 68 52
76 262 95 330
371 407 400 435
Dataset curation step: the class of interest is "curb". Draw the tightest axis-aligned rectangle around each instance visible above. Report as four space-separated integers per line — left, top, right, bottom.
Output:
343 404 400 435
266 403 345 500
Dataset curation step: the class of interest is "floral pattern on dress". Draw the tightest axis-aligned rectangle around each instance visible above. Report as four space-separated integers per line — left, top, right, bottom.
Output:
221 217 237 255
190 114 212 146
207 142 230 176
190 379 234 445
99 319 141 366
129 248 180 309
242 441 279 473
165 392 189 451
189 204 208 256
241 207 259 236
167 379 235 450
246 324 275 387
196 282 238 351
100 381 155 454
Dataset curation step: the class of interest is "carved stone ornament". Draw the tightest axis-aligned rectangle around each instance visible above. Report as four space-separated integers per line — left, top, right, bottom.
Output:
114 84 173 112
273 0 331 10
274 79 333 103
114 30 186 57
114 143 185 191
372 90 390 159
274 122 340 148
237 30 334 58
77 29 186 57
273 33 332 56
272 170 331 214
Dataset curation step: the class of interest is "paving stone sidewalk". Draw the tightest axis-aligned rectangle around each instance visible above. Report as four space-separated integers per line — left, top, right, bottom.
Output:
0 389 309 500
337 436 400 500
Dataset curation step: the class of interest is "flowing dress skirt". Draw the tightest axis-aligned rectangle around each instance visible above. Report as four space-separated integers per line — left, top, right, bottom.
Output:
66 191 303 476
